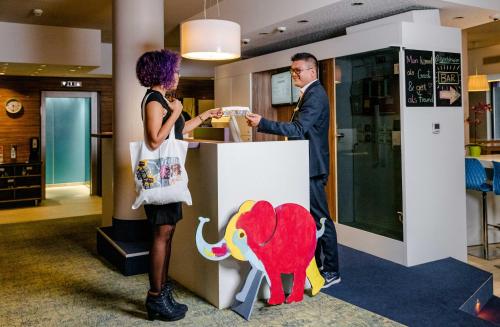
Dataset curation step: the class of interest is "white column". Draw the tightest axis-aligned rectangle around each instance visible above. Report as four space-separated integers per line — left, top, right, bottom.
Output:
112 0 164 221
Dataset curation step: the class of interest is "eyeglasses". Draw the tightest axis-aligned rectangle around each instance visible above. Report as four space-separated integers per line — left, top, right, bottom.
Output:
290 67 313 75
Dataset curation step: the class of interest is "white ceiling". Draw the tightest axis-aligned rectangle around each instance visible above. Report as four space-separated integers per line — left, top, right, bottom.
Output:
0 0 498 77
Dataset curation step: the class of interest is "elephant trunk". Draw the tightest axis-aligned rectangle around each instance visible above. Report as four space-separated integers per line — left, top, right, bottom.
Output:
316 218 326 239
196 217 231 261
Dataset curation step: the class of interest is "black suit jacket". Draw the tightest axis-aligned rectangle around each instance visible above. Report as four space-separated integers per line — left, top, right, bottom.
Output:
258 80 330 178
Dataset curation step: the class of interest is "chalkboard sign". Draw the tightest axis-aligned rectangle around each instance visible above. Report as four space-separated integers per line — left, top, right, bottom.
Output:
405 49 434 107
435 52 461 107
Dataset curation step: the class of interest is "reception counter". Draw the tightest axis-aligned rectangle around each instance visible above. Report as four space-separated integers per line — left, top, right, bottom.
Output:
169 140 309 309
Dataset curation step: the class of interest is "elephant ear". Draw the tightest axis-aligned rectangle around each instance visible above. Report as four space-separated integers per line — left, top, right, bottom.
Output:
236 200 277 247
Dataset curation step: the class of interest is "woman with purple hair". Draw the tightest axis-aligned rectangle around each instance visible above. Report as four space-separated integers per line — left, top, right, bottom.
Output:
136 49 222 321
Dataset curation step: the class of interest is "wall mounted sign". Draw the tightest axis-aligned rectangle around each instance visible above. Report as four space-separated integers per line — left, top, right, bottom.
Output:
435 52 461 107
61 81 82 87
404 49 434 107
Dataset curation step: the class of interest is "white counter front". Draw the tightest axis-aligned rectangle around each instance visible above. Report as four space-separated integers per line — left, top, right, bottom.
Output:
169 140 309 309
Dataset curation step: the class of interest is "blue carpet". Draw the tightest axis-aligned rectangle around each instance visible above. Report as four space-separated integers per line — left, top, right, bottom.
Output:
323 245 495 326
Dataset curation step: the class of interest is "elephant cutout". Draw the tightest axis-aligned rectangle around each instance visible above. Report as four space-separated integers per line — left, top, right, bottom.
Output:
196 200 326 316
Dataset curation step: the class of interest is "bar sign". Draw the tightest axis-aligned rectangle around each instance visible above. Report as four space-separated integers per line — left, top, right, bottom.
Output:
61 81 82 87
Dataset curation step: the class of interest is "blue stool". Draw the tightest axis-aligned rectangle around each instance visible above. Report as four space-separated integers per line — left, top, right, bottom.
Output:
465 158 493 259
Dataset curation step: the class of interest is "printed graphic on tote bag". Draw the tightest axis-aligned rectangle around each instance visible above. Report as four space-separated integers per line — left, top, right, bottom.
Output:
135 157 183 189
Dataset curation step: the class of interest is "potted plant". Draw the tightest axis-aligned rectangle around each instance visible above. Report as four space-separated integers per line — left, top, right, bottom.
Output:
466 101 492 156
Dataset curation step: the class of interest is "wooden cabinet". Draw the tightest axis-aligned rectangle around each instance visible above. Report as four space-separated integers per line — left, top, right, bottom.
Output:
0 162 42 206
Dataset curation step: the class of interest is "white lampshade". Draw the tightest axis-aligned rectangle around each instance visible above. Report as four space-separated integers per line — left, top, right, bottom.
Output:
180 19 241 61
468 74 490 92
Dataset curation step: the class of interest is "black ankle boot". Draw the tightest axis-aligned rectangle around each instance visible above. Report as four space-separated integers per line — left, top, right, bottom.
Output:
145 291 185 321
162 282 188 313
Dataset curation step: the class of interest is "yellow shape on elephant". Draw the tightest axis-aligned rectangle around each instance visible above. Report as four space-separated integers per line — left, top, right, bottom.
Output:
224 200 255 261
306 257 325 296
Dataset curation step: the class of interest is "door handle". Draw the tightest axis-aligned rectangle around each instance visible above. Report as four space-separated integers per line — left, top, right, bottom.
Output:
397 211 403 223
336 133 345 139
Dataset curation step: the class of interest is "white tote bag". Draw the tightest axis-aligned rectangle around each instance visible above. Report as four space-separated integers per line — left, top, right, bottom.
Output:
129 95 192 209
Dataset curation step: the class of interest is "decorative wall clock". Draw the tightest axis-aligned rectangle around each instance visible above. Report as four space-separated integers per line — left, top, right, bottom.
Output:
5 98 23 115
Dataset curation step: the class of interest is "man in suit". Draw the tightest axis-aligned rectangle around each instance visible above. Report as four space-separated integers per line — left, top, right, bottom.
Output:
246 52 340 288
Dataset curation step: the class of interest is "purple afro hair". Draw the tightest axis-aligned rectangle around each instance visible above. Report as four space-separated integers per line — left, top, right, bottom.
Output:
136 49 181 89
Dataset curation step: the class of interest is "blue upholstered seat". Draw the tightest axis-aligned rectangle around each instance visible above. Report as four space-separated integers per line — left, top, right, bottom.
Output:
465 158 492 192
492 161 500 195
465 158 493 259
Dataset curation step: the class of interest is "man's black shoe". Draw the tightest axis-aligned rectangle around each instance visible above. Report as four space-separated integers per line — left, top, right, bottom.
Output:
321 271 341 289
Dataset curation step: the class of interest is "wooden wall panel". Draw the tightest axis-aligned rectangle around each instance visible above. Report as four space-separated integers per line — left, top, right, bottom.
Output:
0 76 113 162
251 71 294 142
0 76 214 163
320 59 337 221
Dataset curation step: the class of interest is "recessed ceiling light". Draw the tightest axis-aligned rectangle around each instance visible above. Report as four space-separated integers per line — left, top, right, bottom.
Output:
0 72 5 75
77 66 82 69
352 2 364 6
32 8 43 17
453 16 464 20
297 20 309 23
40 64 46 67
69 69 76 72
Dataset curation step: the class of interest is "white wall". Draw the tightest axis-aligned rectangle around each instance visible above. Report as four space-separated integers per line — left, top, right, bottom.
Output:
400 23 467 265
215 12 467 266
89 43 112 76
0 22 101 67
469 44 500 75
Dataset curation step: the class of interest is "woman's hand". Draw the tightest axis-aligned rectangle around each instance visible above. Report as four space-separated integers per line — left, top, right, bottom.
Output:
202 108 223 120
166 98 183 117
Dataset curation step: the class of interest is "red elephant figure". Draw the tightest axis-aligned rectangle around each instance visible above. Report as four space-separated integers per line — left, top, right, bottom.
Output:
196 200 325 305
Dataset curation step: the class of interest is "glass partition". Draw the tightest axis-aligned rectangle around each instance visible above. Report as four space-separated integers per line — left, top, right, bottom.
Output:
336 47 403 241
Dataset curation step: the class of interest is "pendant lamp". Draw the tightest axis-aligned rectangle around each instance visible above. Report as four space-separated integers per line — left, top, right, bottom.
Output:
180 0 241 61
468 68 490 92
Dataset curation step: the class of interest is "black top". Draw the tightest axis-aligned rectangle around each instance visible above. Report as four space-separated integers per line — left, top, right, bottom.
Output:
143 89 185 140
258 80 330 178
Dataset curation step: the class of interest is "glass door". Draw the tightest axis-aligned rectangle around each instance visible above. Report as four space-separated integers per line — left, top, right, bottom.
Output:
336 47 403 241
45 97 91 185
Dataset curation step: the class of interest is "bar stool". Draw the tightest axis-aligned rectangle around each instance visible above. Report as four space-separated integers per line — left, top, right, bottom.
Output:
465 158 493 259
488 161 500 245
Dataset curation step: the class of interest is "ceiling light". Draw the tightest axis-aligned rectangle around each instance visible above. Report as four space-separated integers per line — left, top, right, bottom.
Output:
32 8 43 17
37 68 43 71
40 64 46 67
297 20 309 23
468 74 489 92
352 2 364 6
69 69 76 72
180 1 240 61
0 72 5 75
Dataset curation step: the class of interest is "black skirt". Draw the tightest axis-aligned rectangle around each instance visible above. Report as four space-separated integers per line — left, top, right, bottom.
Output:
144 202 183 225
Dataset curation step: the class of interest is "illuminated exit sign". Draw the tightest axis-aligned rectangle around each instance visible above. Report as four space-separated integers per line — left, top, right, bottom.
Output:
61 81 82 87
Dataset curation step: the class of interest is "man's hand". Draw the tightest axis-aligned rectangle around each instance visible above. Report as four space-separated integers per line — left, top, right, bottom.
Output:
245 113 262 127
